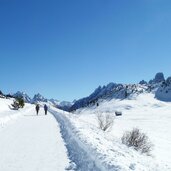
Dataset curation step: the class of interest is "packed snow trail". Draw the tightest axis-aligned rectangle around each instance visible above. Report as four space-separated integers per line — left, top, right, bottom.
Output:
50 108 106 171
0 106 70 171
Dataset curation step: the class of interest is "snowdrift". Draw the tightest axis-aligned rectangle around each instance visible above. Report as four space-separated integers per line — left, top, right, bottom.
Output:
0 98 32 128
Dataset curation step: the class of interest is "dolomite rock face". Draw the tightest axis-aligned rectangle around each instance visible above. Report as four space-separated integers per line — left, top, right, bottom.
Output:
155 76 171 101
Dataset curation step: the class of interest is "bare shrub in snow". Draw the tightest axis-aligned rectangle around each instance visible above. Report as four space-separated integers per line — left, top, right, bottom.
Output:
97 113 115 131
121 128 153 154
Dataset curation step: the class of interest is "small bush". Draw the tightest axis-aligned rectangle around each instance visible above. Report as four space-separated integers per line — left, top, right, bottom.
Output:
97 113 115 131
17 97 25 108
11 100 20 110
11 98 25 110
121 128 153 154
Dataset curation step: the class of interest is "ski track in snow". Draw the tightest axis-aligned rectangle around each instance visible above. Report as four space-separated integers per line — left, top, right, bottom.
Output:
50 108 132 171
50 109 106 171
0 106 71 171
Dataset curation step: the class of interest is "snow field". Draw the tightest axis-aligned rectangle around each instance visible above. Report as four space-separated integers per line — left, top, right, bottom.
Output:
0 102 71 171
50 107 167 171
0 98 32 128
73 93 171 170
1 93 171 171
51 94 171 171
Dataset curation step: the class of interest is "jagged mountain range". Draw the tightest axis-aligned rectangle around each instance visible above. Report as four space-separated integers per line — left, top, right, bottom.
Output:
70 72 171 111
12 92 73 109
1 72 171 111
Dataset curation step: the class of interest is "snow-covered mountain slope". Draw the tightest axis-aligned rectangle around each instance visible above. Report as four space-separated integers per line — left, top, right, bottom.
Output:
49 98 60 106
32 96 72 111
32 93 48 103
70 72 168 111
71 93 171 170
56 101 73 111
11 92 72 110
13 91 32 103
148 72 165 84
70 83 150 111
49 99 73 108
155 76 171 101
59 101 73 107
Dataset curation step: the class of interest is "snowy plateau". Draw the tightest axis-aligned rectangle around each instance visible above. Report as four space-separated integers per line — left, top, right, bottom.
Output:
0 72 171 171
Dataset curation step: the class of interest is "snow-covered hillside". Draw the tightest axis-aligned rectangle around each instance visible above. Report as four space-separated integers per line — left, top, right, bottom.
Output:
70 72 169 111
70 93 171 170
13 91 32 103
0 98 32 127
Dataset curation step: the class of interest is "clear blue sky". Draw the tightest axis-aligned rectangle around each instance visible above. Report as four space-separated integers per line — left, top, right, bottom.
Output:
0 0 171 101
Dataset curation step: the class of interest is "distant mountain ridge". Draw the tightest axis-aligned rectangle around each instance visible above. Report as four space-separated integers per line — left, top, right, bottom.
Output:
32 93 48 103
12 92 72 110
155 76 171 101
1 72 171 112
13 91 32 103
70 72 170 111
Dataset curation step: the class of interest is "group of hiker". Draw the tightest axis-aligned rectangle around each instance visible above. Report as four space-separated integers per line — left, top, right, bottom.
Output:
35 104 48 115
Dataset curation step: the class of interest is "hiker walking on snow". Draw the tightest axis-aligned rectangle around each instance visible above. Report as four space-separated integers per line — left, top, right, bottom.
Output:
44 104 48 115
36 104 40 115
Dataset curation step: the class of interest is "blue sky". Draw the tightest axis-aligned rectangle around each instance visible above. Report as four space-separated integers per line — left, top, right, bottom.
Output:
0 0 171 101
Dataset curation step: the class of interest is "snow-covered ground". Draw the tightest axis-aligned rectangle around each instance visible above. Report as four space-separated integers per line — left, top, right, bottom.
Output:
0 98 32 128
50 93 171 170
1 93 171 171
0 99 71 171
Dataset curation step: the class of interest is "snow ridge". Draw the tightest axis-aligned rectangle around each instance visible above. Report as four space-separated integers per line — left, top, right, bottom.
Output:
50 109 108 171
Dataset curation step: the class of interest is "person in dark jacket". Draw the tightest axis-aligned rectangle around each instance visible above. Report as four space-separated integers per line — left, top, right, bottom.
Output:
35 104 40 115
44 104 48 115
